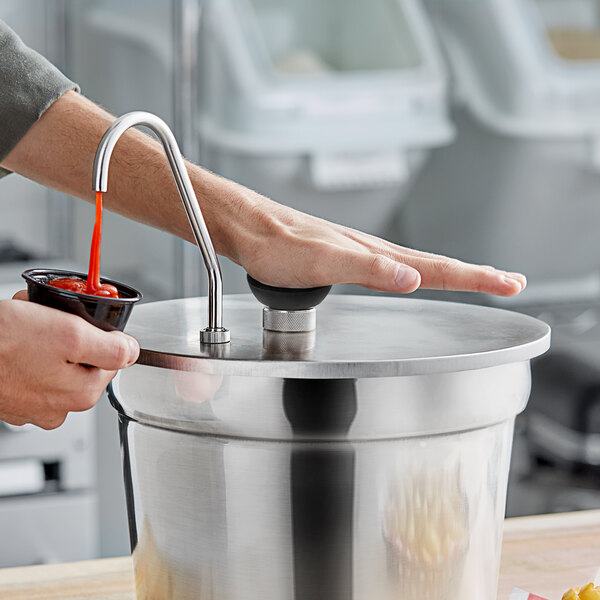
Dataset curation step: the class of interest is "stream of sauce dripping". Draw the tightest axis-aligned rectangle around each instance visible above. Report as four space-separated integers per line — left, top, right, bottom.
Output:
86 190 104 294
48 191 119 298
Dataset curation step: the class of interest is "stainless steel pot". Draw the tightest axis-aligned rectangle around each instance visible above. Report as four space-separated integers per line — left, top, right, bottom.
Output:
97 113 550 600
109 294 549 600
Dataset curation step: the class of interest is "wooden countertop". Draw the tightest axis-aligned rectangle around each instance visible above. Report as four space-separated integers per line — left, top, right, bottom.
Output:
1 511 599 599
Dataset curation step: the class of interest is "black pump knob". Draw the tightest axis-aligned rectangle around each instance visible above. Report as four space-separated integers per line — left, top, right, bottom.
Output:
247 275 331 311
247 275 332 332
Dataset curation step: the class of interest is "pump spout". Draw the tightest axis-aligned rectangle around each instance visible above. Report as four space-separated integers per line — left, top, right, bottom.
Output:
92 111 230 344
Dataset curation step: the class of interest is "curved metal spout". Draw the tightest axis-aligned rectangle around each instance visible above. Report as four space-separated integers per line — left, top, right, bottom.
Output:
92 111 229 344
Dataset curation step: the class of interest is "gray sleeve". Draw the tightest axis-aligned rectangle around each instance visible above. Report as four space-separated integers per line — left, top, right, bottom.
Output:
0 19 80 178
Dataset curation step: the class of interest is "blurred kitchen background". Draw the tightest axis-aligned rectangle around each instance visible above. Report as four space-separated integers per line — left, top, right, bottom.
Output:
1 0 599 566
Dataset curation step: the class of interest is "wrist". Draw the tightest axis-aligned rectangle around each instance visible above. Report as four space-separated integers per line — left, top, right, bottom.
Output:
189 164 266 263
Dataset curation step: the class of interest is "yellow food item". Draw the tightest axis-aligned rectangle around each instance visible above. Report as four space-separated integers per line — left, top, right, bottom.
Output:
548 28 600 61
563 583 600 600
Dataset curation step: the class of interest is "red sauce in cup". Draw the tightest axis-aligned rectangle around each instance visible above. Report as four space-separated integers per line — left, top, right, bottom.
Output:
49 276 119 298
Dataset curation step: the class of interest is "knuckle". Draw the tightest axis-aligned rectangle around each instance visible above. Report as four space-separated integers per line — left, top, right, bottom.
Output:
433 258 462 289
369 254 393 277
63 321 88 356
437 257 462 273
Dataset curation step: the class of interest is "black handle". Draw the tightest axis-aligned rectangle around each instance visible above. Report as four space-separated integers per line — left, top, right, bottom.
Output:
247 274 331 311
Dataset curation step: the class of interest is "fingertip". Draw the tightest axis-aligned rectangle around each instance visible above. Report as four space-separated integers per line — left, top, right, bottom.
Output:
507 272 527 291
498 275 524 297
102 331 138 369
394 264 421 293
12 290 28 301
110 332 140 368
122 334 140 366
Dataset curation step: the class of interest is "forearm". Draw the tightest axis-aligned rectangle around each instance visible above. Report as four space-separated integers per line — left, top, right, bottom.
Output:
0 90 246 259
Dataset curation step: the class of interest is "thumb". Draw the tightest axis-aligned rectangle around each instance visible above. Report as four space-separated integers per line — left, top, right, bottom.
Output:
12 290 28 301
72 328 140 370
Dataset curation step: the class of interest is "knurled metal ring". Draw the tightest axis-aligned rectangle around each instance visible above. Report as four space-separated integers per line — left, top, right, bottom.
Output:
263 308 316 332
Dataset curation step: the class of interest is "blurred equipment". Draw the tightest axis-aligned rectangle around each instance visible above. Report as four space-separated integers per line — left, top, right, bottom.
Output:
393 0 600 516
0 414 98 567
400 0 600 283
0 0 74 263
198 0 453 235
0 239 36 263
507 295 600 516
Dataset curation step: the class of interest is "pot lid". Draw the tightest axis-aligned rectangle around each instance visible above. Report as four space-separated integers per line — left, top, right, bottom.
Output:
126 294 550 378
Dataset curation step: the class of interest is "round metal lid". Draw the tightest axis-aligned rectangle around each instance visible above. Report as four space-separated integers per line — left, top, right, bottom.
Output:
126 294 550 378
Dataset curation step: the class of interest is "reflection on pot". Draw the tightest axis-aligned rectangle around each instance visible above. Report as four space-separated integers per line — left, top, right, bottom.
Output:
383 461 469 599
133 518 214 600
173 371 223 405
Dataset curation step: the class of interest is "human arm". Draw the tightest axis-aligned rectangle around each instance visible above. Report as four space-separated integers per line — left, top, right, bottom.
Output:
1 90 526 296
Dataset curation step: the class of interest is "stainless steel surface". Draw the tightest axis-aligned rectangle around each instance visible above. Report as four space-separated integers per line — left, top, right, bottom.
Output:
263 307 317 332
119 414 514 600
92 111 229 342
125 294 550 378
112 361 530 440
112 292 550 599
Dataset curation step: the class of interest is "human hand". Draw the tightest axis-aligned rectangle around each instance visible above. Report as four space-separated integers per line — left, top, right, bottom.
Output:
0 292 140 429
216 192 526 296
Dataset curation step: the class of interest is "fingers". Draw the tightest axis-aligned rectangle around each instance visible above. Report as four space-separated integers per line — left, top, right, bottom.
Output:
344 252 525 296
69 366 119 411
31 365 119 429
17 301 142 369
10 295 141 368
398 256 526 296
68 326 140 370
339 228 527 296
317 251 421 293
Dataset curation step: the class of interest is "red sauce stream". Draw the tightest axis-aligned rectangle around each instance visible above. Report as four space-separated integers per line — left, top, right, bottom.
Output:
48 191 119 298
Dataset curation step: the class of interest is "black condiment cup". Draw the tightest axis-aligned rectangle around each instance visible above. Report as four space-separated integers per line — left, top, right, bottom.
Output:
22 268 142 332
